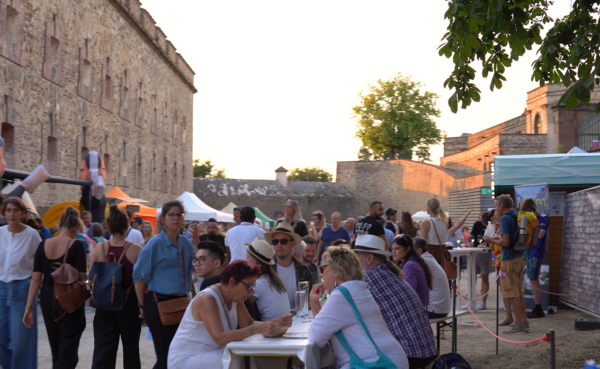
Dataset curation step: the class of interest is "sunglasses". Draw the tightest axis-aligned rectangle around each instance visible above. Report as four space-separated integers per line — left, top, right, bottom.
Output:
239 280 256 292
272 238 291 245
319 264 329 274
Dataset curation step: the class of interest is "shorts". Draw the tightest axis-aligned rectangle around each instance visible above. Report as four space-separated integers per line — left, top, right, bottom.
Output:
500 256 525 298
526 256 542 281
475 252 492 275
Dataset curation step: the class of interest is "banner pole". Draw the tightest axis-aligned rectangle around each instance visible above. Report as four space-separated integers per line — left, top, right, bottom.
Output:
496 267 499 356
550 329 555 369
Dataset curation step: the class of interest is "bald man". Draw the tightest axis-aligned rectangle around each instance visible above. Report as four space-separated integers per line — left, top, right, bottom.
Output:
344 217 355 237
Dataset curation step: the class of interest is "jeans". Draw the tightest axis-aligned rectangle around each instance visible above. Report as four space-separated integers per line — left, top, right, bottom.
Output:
40 285 86 369
92 292 142 369
144 292 181 369
0 279 38 369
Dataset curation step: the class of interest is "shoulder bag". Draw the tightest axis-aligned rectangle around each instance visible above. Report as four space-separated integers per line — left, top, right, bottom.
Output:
153 247 195 326
334 286 397 369
431 220 457 280
51 239 91 321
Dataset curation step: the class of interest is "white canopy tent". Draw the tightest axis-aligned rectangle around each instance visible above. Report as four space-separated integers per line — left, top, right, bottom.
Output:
412 210 450 222
177 192 234 223
176 192 218 221
220 202 238 215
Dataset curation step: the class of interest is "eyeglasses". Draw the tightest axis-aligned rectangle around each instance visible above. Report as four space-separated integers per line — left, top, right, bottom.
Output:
239 280 256 292
192 256 208 265
272 238 291 246
319 264 329 274
167 213 184 219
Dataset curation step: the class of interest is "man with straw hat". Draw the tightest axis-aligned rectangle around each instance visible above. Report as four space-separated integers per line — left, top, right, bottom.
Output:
265 223 314 308
353 235 437 369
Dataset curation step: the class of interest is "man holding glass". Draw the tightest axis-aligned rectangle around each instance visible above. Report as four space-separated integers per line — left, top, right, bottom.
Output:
266 223 314 310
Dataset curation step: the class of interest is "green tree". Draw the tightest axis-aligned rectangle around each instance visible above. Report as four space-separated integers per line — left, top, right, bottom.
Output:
353 73 444 162
193 159 226 178
439 0 600 113
287 166 333 182
357 146 412 161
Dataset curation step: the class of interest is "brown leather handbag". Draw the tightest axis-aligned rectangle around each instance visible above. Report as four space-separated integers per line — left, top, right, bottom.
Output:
51 239 91 321
430 220 458 280
153 250 192 326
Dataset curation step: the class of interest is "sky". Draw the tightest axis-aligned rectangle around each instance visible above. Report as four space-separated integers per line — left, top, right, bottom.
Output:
141 0 573 180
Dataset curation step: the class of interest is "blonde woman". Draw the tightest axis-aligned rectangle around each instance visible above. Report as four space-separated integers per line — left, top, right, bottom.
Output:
141 220 154 246
419 198 451 266
280 199 308 237
308 210 326 242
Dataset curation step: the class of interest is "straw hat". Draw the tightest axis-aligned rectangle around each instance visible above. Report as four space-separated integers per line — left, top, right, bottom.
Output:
264 222 302 246
353 235 392 257
244 237 275 265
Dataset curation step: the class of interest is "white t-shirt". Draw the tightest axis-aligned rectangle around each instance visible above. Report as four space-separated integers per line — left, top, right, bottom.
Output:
224 222 266 262
0 225 42 283
277 262 297 308
484 223 497 239
421 252 451 315
112 228 144 245
252 275 290 321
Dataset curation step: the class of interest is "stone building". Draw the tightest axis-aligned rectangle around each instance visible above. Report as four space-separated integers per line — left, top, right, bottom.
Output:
0 0 195 213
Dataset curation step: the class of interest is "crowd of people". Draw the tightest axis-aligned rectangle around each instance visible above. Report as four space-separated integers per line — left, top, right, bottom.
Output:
0 194 548 369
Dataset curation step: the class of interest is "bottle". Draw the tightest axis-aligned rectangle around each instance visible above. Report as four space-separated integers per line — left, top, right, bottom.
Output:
518 213 528 245
584 359 596 369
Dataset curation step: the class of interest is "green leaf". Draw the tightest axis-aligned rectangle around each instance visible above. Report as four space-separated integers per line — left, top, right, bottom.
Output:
575 84 591 105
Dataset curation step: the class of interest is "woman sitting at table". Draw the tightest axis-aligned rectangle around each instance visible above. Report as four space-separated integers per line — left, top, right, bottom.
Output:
392 235 433 308
308 246 409 369
167 260 292 369
245 238 290 321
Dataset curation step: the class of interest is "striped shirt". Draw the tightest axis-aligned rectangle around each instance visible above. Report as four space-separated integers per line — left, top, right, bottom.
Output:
364 264 437 359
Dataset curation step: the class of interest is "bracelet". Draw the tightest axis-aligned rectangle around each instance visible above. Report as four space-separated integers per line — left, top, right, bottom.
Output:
250 325 255 335
138 303 144 309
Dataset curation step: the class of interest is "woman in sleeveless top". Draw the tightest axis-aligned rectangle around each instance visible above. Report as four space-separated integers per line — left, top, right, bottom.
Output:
419 198 452 266
23 206 87 369
280 199 308 237
90 205 142 369
141 220 154 246
308 210 326 243
168 260 292 369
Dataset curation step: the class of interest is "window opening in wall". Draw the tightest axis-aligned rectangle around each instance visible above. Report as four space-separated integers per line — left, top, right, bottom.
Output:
50 37 60 69
121 142 127 177
123 86 129 111
162 157 167 192
81 146 89 162
47 137 57 160
151 153 157 191
82 59 91 87
1 123 14 151
5 6 18 44
104 75 112 102
153 98 157 134
104 154 111 181
534 114 541 134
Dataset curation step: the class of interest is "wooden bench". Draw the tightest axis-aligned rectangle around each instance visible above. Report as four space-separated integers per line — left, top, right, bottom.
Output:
429 310 470 353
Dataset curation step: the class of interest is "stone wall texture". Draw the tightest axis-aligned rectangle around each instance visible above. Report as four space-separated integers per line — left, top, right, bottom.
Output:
560 185 600 315
194 178 356 222
0 0 195 214
336 159 491 217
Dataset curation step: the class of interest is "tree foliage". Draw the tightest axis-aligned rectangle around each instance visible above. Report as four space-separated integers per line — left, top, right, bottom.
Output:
353 73 444 162
287 166 333 182
440 0 600 113
193 159 226 178
357 146 412 161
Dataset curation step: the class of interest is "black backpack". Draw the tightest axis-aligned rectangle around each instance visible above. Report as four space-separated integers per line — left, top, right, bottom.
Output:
433 353 472 369
88 241 133 311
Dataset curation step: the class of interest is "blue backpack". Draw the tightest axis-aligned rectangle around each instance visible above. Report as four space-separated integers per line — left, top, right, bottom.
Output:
89 241 133 311
433 353 472 369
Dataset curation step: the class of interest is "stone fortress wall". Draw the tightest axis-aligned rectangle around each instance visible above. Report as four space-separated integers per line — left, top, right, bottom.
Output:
0 0 196 213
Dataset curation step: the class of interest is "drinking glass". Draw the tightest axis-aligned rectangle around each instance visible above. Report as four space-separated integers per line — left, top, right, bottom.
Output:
295 291 308 317
298 281 309 294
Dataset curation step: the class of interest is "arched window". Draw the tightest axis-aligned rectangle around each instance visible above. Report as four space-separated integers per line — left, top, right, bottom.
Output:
534 114 541 134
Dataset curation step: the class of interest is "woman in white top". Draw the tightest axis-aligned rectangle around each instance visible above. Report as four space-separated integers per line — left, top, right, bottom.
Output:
245 238 290 321
0 197 42 369
167 260 292 369
308 246 408 369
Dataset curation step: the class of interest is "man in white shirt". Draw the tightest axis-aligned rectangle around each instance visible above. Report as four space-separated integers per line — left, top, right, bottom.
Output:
111 223 144 245
266 222 313 308
224 207 265 262
413 237 451 319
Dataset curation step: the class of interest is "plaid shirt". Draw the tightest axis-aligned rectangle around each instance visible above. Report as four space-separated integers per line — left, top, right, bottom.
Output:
364 264 437 359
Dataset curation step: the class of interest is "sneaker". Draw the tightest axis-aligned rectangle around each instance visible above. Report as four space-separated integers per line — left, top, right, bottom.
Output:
502 325 525 334
527 307 546 319
460 305 468 310
476 301 486 310
524 321 531 333
497 305 505 311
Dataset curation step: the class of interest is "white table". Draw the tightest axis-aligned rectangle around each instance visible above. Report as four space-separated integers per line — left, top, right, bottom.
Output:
449 247 490 324
222 315 320 369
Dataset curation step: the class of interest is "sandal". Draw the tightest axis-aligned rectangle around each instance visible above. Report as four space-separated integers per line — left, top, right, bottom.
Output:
498 318 514 326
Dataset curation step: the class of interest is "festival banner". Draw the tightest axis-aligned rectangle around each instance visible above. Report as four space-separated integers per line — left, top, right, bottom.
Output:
514 183 550 311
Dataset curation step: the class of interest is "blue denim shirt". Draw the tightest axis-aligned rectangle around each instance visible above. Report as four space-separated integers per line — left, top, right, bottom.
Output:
133 230 195 295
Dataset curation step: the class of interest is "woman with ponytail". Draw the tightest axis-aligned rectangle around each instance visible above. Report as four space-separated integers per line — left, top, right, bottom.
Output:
419 197 453 266
90 205 143 369
23 206 87 369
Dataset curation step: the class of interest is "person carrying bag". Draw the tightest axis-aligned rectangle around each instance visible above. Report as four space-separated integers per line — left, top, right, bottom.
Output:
51 239 91 319
90 205 143 369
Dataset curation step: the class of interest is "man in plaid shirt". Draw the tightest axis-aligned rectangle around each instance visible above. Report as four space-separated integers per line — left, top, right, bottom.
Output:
353 235 437 369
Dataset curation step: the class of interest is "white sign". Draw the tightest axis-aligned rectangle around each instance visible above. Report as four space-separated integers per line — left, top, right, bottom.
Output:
549 191 566 217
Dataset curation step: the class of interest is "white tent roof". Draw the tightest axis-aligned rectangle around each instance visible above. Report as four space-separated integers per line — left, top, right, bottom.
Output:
412 210 450 222
176 192 218 221
220 202 238 215
177 192 234 223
